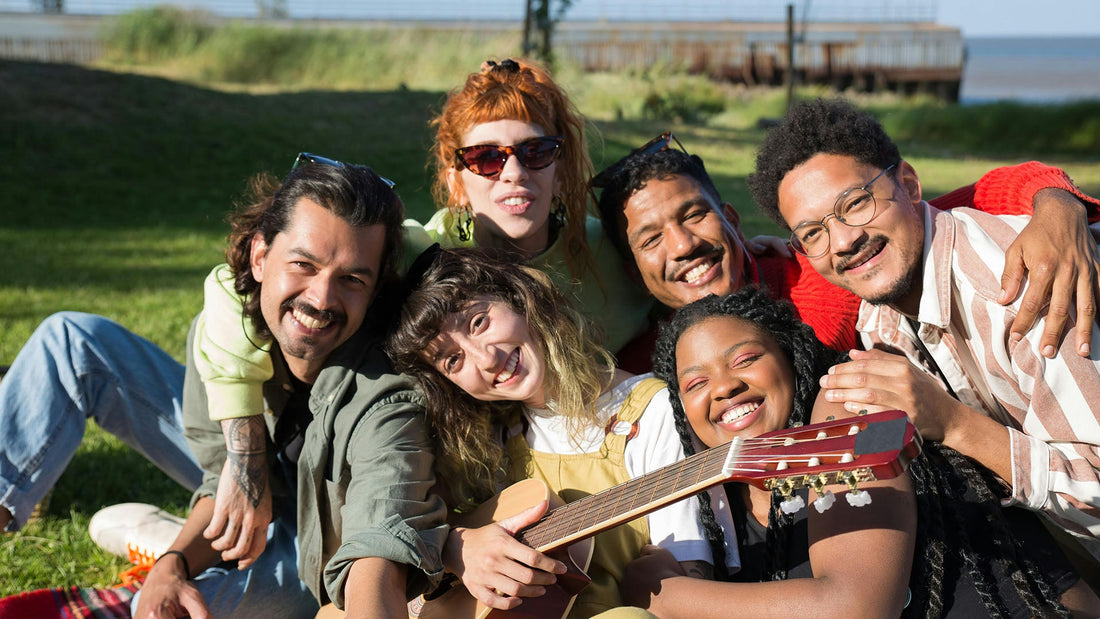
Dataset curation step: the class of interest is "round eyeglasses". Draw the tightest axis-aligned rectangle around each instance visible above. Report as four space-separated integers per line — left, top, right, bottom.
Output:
788 163 898 258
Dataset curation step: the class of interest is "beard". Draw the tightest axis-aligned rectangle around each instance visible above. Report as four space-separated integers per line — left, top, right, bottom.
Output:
861 255 922 307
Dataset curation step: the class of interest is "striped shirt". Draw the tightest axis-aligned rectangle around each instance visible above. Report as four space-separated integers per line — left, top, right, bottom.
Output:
857 202 1100 558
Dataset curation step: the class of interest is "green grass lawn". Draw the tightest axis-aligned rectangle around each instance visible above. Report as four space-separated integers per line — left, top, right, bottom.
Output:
2 54 1099 597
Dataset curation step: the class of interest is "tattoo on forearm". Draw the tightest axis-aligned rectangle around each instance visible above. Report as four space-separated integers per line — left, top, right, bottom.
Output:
223 417 266 453
228 450 267 508
221 417 267 508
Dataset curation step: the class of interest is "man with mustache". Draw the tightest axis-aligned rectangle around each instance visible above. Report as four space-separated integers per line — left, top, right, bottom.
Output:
0 161 447 618
595 140 1100 374
748 98 1100 570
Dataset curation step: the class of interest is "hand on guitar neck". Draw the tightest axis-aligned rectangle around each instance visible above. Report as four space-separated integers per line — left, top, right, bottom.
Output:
443 500 569 612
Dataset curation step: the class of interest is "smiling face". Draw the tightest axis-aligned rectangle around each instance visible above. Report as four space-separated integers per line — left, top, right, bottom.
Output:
674 315 795 449
447 119 560 258
621 174 750 309
777 154 925 313
425 295 548 408
250 197 385 384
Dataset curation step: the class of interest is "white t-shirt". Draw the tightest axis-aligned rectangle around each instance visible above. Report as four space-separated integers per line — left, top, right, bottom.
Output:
522 373 740 570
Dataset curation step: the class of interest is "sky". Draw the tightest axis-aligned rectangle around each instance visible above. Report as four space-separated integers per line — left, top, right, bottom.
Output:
937 0 1100 37
15 0 1100 38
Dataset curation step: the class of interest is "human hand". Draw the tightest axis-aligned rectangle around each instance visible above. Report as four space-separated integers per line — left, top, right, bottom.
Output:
203 418 271 569
620 544 685 610
820 349 964 442
1000 188 1098 358
444 501 567 611
745 234 793 258
132 553 210 619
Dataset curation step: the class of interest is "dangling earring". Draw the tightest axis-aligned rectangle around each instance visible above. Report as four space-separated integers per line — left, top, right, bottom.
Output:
551 195 567 231
455 206 473 242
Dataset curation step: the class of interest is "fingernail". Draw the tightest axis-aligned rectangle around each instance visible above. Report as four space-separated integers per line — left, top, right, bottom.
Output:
1081 342 1091 356
556 562 568 574
1009 334 1021 348
1043 345 1055 358
997 289 1008 303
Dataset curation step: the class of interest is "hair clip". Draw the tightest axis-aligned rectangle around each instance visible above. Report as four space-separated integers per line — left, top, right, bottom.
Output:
482 58 521 74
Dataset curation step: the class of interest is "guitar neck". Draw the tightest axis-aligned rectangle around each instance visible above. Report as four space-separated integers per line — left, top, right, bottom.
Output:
517 439 738 552
515 410 917 553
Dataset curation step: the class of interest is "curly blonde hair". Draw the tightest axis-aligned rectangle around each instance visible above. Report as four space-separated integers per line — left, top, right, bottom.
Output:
387 247 613 508
430 58 594 280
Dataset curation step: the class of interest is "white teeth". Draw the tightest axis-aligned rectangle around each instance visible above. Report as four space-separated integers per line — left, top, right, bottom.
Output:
502 197 527 206
683 262 711 284
292 307 331 330
496 350 519 383
719 401 760 424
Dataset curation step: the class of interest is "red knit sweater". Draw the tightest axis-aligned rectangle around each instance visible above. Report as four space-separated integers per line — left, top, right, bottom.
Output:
615 161 1100 374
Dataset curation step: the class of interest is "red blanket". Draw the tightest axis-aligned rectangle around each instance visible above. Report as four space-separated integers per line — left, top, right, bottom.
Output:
0 583 140 619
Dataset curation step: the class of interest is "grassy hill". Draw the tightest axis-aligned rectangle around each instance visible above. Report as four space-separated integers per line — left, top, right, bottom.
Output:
1 18 1099 594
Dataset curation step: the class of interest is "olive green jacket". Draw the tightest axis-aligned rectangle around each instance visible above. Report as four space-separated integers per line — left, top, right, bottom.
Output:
183 318 448 608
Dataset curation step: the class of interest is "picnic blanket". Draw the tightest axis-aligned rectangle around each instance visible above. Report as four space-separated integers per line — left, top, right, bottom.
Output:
0 582 140 619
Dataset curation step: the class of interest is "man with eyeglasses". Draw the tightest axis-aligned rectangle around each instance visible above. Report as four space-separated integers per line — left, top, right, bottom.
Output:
594 132 1100 374
748 98 1100 571
0 160 447 617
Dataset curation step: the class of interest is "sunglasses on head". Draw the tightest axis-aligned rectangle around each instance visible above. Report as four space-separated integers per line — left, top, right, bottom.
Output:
291 152 396 188
454 136 564 179
590 131 687 189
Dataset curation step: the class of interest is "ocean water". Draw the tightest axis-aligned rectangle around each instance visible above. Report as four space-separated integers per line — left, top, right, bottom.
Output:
961 36 1100 104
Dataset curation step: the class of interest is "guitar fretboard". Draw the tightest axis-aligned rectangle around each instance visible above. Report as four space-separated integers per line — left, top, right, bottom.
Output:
516 439 740 551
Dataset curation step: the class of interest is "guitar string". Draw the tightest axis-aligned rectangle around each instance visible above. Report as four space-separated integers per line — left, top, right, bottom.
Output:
522 445 861 547
523 435 862 539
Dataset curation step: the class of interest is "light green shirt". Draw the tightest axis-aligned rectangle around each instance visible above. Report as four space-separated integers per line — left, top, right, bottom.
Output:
197 213 654 420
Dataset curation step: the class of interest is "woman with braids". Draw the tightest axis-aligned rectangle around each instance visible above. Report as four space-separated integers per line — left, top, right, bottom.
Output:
387 247 737 618
621 287 1100 618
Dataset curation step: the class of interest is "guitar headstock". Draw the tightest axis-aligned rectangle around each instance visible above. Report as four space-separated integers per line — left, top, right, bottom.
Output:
726 409 922 498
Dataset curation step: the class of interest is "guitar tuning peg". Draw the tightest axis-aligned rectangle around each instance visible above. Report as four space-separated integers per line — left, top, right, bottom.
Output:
846 489 872 507
780 493 806 514
813 490 836 513
839 472 872 507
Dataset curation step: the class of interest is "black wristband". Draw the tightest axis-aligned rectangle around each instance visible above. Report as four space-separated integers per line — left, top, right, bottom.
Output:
156 549 190 578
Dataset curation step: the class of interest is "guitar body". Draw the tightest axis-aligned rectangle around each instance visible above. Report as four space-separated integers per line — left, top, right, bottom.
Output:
409 479 595 619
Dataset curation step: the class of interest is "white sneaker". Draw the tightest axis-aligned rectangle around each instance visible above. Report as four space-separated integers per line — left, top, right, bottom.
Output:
89 502 185 565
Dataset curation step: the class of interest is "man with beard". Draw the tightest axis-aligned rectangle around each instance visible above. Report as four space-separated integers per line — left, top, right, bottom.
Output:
748 98 1100 568
595 138 1100 373
0 161 447 618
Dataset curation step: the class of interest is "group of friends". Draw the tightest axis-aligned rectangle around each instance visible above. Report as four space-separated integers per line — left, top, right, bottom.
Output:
2 57 1100 618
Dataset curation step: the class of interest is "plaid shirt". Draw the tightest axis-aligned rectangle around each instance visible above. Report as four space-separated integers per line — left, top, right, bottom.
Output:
858 202 1100 557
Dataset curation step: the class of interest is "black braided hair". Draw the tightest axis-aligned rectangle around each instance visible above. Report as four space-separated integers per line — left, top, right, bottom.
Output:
653 287 1072 617
653 287 837 582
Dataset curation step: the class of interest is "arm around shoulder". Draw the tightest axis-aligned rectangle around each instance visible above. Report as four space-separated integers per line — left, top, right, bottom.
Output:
196 263 273 421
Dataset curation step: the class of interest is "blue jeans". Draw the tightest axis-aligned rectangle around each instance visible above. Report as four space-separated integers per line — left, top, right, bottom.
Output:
0 312 203 530
130 485 319 618
2 312 320 616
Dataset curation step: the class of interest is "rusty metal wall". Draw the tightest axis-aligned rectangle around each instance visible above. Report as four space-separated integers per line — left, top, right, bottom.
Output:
556 21 964 88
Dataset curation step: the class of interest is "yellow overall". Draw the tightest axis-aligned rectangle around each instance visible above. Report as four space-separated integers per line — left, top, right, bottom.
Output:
504 377 666 619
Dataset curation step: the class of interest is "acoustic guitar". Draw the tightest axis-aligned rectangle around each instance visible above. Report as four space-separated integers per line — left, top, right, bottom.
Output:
408 409 922 619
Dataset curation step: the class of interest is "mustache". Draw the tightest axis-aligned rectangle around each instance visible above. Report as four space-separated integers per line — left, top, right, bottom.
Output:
281 298 345 325
835 235 885 273
669 244 724 280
